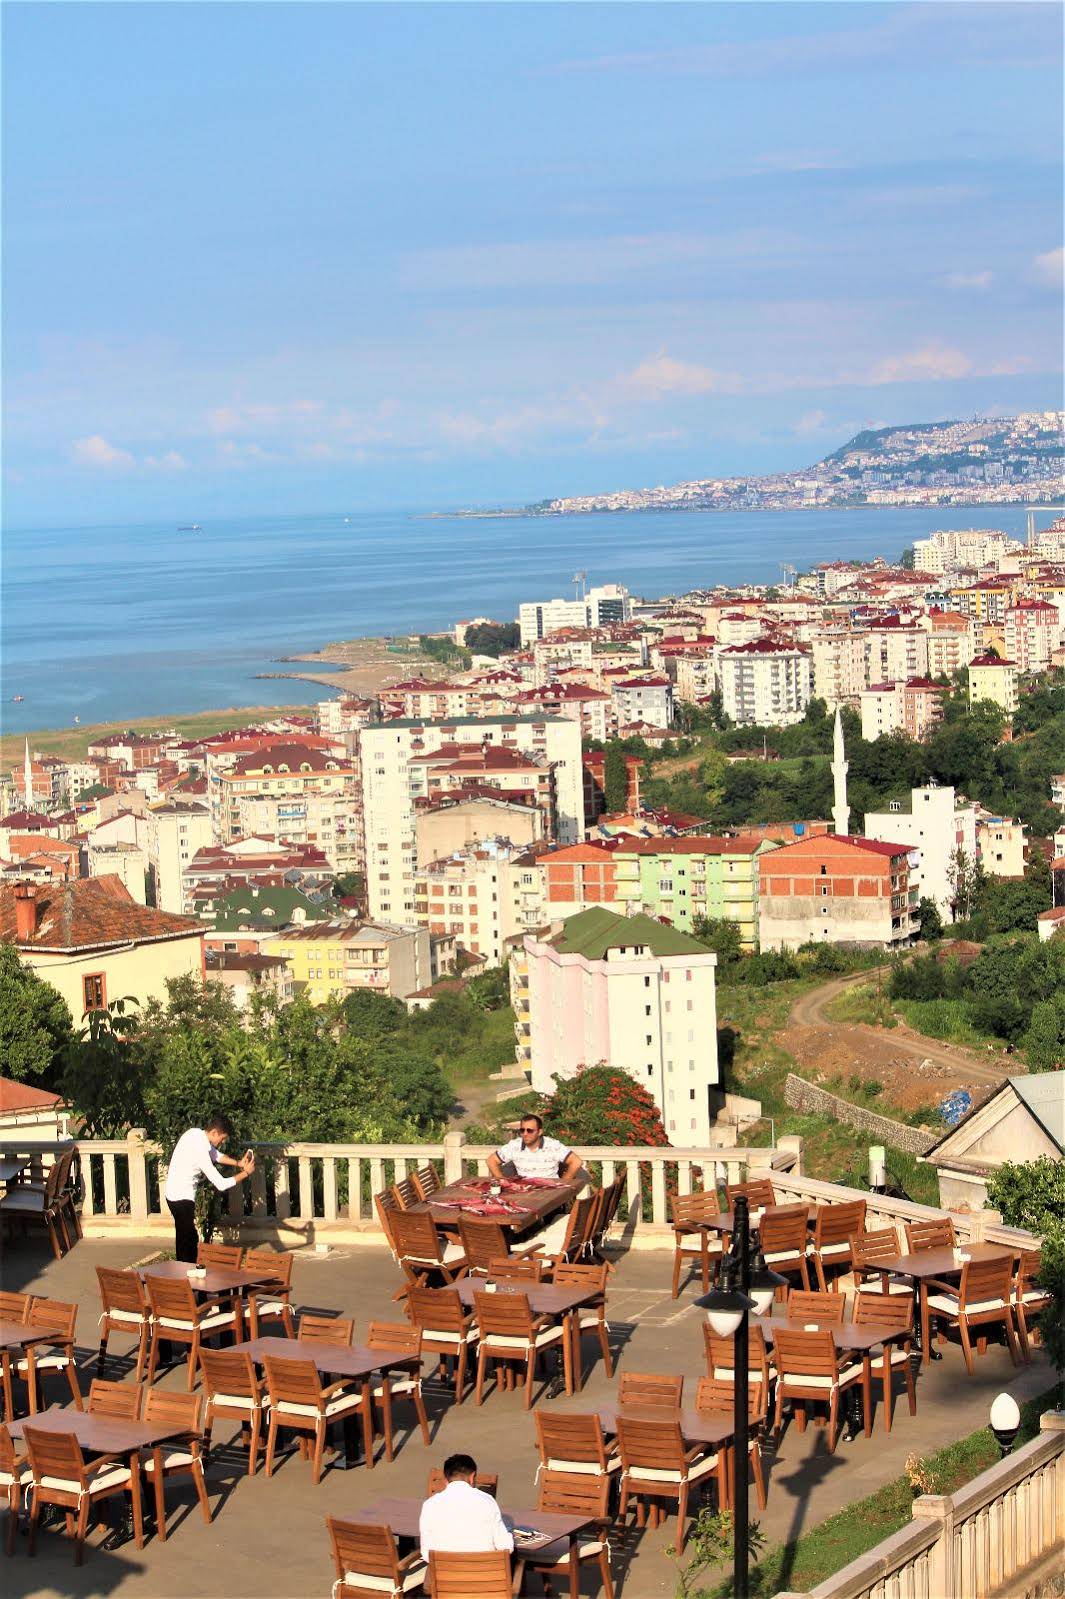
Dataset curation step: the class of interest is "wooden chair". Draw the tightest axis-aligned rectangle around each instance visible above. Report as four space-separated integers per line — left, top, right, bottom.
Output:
23 1424 136 1564
759 1206 811 1294
458 1215 541 1277
299 1313 355 1347
394 1210 468 1289
472 1289 568 1408
390 1175 420 1211
0 1425 29 1557
618 1370 683 1408
905 1218 955 1253
786 1290 847 1326
1014 1249 1052 1362
428 1550 513 1599
522 1471 614 1598
262 1353 369 1484
16 1298 82 1411
487 1255 544 1282
670 1190 725 1298
405 1287 478 1403
411 1165 442 1203
244 1247 295 1339
704 1323 773 1397
925 1255 1021 1373
375 1190 412 1303
694 1376 768 1510
725 1177 775 1213
426 1466 497 1496
366 1322 429 1460
140 1388 211 1541
553 1260 613 1380
199 1348 266 1476
96 1266 152 1381
771 1327 868 1452
587 1174 625 1268
327 1516 426 1598
537 1189 597 1264
0 1292 30 1323
87 1378 141 1419
145 1277 237 1392
196 1242 243 1269
0 1160 71 1259
850 1227 912 1295
616 1416 721 1554
535 1409 619 1481
853 1292 915 1432
812 1200 867 1291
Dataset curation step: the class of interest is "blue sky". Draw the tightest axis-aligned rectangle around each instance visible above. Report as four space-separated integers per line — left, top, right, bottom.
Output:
3 1 1062 524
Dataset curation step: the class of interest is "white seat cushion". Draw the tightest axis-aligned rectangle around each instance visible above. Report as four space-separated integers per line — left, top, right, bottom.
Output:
370 1378 420 1398
868 1346 911 1365
532 1539 606 1565
276 1392 362 1419
339 1566 425 1595
482 1325 564 1352
158 1310 236 1332
209 1392 266 1410
712 1367 765 1384
627 1453 718 1485
16 1353 70 1372
0 1465 31 1487
102 1307 149 1326
426 1326 476 1345
255 1300 287 1317
1020 1290 1051 1305
781 1363 862 1391
578 1312 609 1329
927 1295 1009 1315
143 1450 197 1472
542 1455 621 1475
764 1249 808 1264
40 1467 131 1495
817 1243 851 1258
860 1281 913 1296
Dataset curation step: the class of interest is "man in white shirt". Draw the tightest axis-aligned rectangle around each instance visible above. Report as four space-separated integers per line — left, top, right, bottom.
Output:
163 1114 254 1262
419 1454 513 1563
488 1112 582 1184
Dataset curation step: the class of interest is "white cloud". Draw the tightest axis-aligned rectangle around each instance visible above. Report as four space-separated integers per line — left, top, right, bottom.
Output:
1032 247 1063 288
144 450 188 472
793 409 829 435
70 434 135 470
616 352 736 400
865 343 974 385
945 270 994 290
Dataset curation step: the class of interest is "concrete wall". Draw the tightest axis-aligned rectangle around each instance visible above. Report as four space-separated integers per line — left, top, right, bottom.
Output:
784 1072 938 1155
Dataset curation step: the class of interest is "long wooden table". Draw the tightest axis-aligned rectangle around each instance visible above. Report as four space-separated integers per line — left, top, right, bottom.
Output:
414 1177 575 1236
456 1279 603 1395
870 1242 1017 1365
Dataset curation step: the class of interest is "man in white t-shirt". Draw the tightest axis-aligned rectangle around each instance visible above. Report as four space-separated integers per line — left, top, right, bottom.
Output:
419 1454 513 1563
487 1112 582 1183
163 1114 254 1262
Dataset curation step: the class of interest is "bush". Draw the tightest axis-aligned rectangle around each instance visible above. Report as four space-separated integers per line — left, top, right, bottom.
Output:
542 1064 671 1148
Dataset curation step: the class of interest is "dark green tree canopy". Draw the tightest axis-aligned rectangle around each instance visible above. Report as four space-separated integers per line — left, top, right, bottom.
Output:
0 943 73 1085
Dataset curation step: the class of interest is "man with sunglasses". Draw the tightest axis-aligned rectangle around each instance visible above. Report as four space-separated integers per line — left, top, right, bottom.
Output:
487 1112 582 1184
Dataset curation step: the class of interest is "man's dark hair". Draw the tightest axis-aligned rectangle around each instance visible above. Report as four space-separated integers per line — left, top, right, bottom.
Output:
520 1112 544 1131
443 1453 478 1481
205 1114 234 1137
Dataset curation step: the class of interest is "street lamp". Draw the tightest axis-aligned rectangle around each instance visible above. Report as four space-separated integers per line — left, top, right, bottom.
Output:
989 1392 1021 1457
697 1193 786 1599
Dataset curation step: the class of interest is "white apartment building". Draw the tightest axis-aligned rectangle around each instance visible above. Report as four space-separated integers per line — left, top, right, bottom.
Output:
811 629 867 708
717 639 812 727
976 814 1027 878
235 790 364 874
413 839 546 967
361 714 582 924
912 529 1020 576
518 584 633 645
316 696 377 737
1004 601 1061 674
145 800 213 913
968 655 1019 715
673 652 718 705
86 842 149 904
861 624 930 686
609 676 674 731
859 679 944 743
865 783 978 919
919 611 977 677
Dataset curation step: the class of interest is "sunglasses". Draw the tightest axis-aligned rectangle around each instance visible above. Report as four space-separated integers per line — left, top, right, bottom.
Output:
520 1126 539 1135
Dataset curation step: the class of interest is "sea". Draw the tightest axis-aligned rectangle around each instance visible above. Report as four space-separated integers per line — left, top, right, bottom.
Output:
0 504 1037 736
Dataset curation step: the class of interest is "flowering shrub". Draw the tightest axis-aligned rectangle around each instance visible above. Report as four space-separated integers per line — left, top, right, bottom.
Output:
542 1063 671 1149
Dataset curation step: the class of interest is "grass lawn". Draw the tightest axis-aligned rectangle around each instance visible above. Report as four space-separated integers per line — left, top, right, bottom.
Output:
2 703 306 767
893 997 999 1050
824 981 898 1028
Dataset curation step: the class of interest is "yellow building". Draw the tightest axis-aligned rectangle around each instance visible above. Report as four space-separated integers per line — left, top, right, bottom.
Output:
264 919 430 1003
968 654 1019 715
4 877 204 1022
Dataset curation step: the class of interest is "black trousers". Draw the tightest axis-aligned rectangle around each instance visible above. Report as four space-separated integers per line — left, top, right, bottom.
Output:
168 1198 198 1263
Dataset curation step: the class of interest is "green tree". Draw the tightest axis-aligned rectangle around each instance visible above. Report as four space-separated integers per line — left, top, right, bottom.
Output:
1022 999 1064 1071
340 987 406 1041
692 916 743 965
603 745 629 813
986 1157 1065 1394
0 943 73 1084
916 897 943 942
463 621 520 656
465 966 510 1011
60 997 143 1137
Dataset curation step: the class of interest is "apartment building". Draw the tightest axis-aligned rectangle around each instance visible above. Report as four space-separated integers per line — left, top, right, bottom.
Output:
717 639 812 727
609 676 674 731
518 584 633 645
865 783 978 918
1004 600 1061 674
860 621 930 685
968 655 1019 715
522 907 719 1144
264 919 430 1003
202 885 330 955
976 814 1028 878
415 794 544 866
758 834 917 950
361 715 583 924
512 682 614 743
145 800 213 913
950 577 1014 628
673 651 719 705
532 635 595 684
918 610 977 677
234 789 364 874
182 839 335 914
912 528 1018 575
413 838 546 966
541 840 625 916
859 678 945 742
811 628 867 708
611 834 778 949
210 744 357 844
316 695 377 737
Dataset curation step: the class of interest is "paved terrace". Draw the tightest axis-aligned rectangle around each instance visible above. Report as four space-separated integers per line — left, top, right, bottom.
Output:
4 1235 1051 1599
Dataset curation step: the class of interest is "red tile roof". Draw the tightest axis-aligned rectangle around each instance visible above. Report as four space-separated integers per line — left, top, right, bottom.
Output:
0 1077 63 1113
0 877 202 951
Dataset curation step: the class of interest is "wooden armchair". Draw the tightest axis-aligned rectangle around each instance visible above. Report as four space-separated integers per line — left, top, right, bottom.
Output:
786 1290 847 1325
458 1216 541 1277
405 1286 478 1402
96 1266 152 1381
16 1297 82 1412
263 1354 369 1484
196 1242 243 1269
759 1206 812 1294
725 1177 775 1213
366 1321 429 1460
244 1247 295 1339
428 1550 514 1599
704 1322 773 1396
925 1255 1021 1373
616 1416 722 1554
145 1277 237 1391
472 1290 568 1408
694 1375 768 1509
0 1424 29 1557
522 1471 614 1598
1014 1248 1052 1362
850 1227 911 1295
411 1164 442 1202
141 1388 211 1540
87 1378 141 1419
23 1425 135 1564
553 1260 613 1381
199 1348 266 1476
853 1291 915 1432
670 1190 725 1298
535 1409 619 1480
394 1210 467 1289
905 1218 955 1253
618 1370 683 1408
327 1516 426 1599
811 1199 867 1291
771 1327 868 1452
299 1313 355 1346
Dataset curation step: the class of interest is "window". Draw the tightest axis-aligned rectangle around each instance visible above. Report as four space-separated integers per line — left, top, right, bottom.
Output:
644 975 650 988
821 885 829 896
690 1088 696 1101
82 973 106 1011
645 1034 652 1046
645 1004 652 1016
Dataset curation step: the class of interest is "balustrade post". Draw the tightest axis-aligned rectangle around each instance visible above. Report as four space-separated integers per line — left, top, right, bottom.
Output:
125 1128 149 1223
443 1129 466 1185
777 1134 804 1173
912 1493 955 1599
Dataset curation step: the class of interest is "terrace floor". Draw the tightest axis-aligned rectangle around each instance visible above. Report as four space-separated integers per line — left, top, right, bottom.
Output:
3 1236 1052 1598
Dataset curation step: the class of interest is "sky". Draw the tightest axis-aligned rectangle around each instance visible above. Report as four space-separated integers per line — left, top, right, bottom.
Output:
3 1 1062 525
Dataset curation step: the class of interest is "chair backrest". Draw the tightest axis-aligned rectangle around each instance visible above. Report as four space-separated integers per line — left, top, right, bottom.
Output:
487 1255 542 1282
27 1296 76 1338
0 1290 31 1322
694 1374 767 1422
428 1550 513 1599
458 1217 512 1273
263 1354 325 1409
670 1189 721 1229
854 1291 913 1331
96 1265 148 1318
411 1164 442 1201
773 1327 840 1384
1016 1249 1044 1297
905 1218 955 1253
197 1242 243 1269
199 1347 260 1403
535 1410 610 1471
591 1174 625 1240
43 1160 67 1206
299 1313 354 1346
0 1425 18 1476
551 1261 608 1294
390 1175 419 1211
407 1286 467 1336
786 1291 846 1325
327 1518 401 1589
726 1177 775 1210
473 1290 535 1340
142 1388 203 1431
88 1378 142 1419
618 1371 683 1408
426 1467 498 1496
537 1468 610 1518
759 1206 809 1255
549 1191 597 1259
244 1247 293 1287
615 1417 686 1473
374 1190 401 1257
394 1209 444 1264
814 1199 867 1248
23 1426 87 1488
146 1276 199 1323
366 1321 421 1358
851 1227 902 1272
703 1321 771 1385
961 1256 1013 1309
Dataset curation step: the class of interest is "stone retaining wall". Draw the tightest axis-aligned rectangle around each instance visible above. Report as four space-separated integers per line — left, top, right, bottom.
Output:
784 1073 938 1155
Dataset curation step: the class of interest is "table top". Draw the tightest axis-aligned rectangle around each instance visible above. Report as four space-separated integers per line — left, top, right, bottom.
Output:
417 1178 574 1234
349 1495 594 1554
457 1280 598 1317
706 1204 819 1233
138 1260 278 1294
9 1405 191 1453
0 1157 29 1184
230 1336 419 1382
0 1319 68 1353
597 1405 735 1447
876 1243 1016 1281
756 1314 910 1353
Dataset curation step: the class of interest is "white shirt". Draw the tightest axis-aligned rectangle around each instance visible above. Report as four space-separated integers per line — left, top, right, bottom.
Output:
419 1480 513 1561
164 1129 236 1204
495 1133 573 1181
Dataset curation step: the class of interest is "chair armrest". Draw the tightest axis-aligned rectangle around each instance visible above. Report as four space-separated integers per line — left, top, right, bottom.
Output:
322 1379 358 1400
84 1452 124 1478
397 1551 424 1573
923 1279 960 1297
515 1244 544 1258
684 1444 706 1464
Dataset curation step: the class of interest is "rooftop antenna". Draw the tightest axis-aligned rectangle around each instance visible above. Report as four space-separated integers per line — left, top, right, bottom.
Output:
573 569 588 600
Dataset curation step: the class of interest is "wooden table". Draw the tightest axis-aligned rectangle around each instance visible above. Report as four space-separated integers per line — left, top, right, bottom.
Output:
0 1156 29 1188
456 1279 602 1395
348 1494 597 1599
704 1204 819 1234
0 1319 70 1418
597 1404 735 1449
756 1313 914 1437
9 1404 196 1550
871 1243 1016 1365
415 1178 575 1236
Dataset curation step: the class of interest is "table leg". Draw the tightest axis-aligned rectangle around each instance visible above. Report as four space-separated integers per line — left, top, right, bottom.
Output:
25 1347 38 1415
129 1451 144 1549
1 1351 12 1422
920 1283 930 1366
152 1448 167 1542
569 1312 581 1394
569 1531 580 1599
360 1380 374 1469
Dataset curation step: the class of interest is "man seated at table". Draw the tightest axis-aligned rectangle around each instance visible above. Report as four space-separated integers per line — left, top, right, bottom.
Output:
488 1113 582 1184
420 1453 513 1561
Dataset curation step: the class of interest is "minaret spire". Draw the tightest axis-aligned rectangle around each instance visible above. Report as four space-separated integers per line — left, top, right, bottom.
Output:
23 739 33 809
831 707 849 837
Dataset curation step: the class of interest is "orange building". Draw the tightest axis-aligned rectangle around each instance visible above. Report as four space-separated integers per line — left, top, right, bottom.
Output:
541 840 625 913
758 833 917 950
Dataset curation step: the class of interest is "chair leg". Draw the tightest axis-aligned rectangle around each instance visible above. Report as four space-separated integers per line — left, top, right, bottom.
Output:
798 1257 810 1291
248 1410 261 1476
882 1354 892 1433
153 1462 167 1544
904 1355 917 1417
524 1351 535 1409
413 1385 430 1446
751 1441 767 1511
1003 1312 1022 1367
187 1334 200 1392
311 1423 325 1486
97 1334 108 1378
475 1346 486 1405
958 1319 975 1376
598 1317 614 1379
671 1247 682 1299
146 1329 161 1386
73 1497 88 1565
1016 1306 1031 1363
65 1355 83 1411
827 1390 839 1454
599 1545 614 1599
814 1255 828 1293
456 1344 468 1403
27 1488 40 1556
676 1484 688 1556
192 1457 211 1524
280 1304 295 1339
361 1391 375 1470
264 1414 279 1477
861 1367 871 1439
380 1386 395 1463
134 1324 150 1384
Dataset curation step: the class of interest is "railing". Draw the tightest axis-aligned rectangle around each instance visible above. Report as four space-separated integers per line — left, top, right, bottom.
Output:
777 1411 1065 1599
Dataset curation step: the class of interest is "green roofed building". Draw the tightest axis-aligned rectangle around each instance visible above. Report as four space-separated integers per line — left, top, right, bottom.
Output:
201 885 330 951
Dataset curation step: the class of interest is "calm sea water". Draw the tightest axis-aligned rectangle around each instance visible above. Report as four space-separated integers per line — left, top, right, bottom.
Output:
0 504 1034 734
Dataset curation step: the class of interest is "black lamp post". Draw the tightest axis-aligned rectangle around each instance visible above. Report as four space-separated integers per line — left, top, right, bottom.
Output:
697 1193 786 1599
